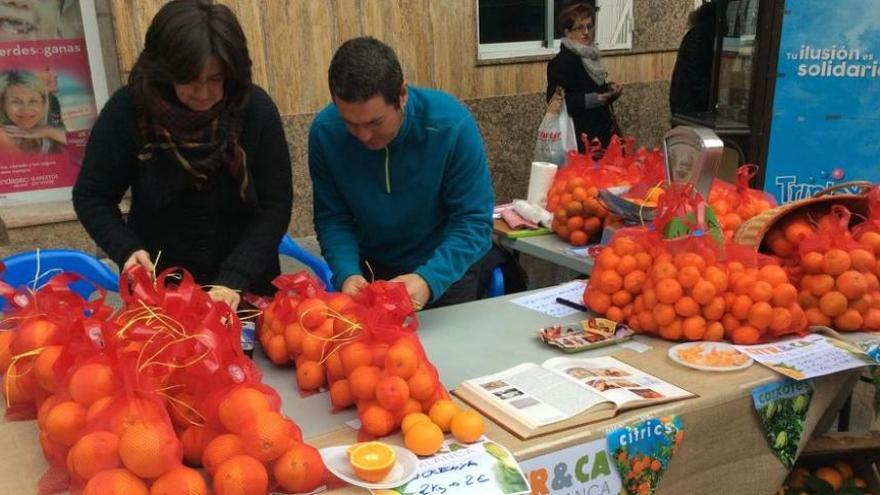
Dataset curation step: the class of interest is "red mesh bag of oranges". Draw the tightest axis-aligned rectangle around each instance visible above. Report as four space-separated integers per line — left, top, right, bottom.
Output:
708 165 777 241
853 186 880 261
322 281 448 440
794 205 880 331
0 271 113 421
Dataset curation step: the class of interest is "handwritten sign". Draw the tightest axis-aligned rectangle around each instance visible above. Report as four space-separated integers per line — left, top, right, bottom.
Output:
376 439 529 495
510 282 588 318
734 334 872 380
519 438 621 495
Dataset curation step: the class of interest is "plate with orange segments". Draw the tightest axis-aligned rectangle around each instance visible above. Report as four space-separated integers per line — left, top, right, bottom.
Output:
320 442 419 490
668 341 754 372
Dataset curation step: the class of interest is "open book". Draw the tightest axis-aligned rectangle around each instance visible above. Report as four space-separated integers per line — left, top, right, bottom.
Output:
453 356 694 439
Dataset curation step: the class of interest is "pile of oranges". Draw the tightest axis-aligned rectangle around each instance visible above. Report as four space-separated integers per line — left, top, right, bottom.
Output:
546 177 610 246
400 400 485 456
330 335 447 439
1 316 62 416
584 233 807 344
780 460 869 494
708 167 776 241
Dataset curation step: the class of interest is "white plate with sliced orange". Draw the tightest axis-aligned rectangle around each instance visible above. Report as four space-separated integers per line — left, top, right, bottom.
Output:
320 441 419 490
668 341 753 372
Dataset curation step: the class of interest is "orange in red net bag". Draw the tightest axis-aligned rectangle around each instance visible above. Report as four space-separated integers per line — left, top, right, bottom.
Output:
795 205 880 331
854 186 880 261
708 165 777 240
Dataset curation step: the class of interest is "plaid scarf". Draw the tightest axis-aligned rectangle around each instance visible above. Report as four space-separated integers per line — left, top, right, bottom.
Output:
135 90 256 205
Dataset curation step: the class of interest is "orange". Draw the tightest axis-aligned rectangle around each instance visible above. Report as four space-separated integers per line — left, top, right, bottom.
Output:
801 251 824 274
407 371 437 401
2 366 36 405
218 387 271 433
642 288 658 309
704 321 724 341
11 318 59 353
38 395 59 428
836 271 868 300
747 302 773 329
768 308 793 334
682 316 707 341
798 290 818 309
349 365 382 400
833 460 854 481
814 467 843 491
732 272 756 295
393 398 423 424
428 399 460 433
0 331 13 372
385 341 421 379
585 289 612 314
340 342 374 375
330 379 355 409
401 412 432 434
634 252 653 271
865 309 880 331
213 454 268 495
325 352 346 382
859 231 880 254
595 270 623 294
691 280 717 305
731 295 754 321
616 255 638 276
655 279 683 305
611 290 633 307
701 296 725 321
327 292 355 313
32 345 62 393
676 266 701 290
767 233 795 257
675 252 707 271
45 400 87 447
805 308 832 326
819 291 848 318
834 309 864 332
596 250 620 271
150 466 208 495
168 392 199 429
731 326 760 345
749 281 774 303
652 304 676 326
404 420 444 456
784 220 813 245
673 297 699 318
569 230 589 247
349 441 397 482
202 434 243 476
360 404 396 437
786 467 810 489
283 322 305 354
295 360 326 391
274 442 325 493
263 334 289 364
854 477 868 488
107 397 167 438
239 411 291 462
721 314 740 334
807 274 835 297
371 343 390 368
772 283 798 307
623 270 647 294
69 431 120 481
300 332 329 362
658 320 683 341
69 363 118 407
651 261 678 281
83 468 148 495
850 248 876 272
822 249 852 276
297 298 329 330
704 266 728 292
118 422 179 479
375 375 411 410
450 410 484 443
180 425 218 467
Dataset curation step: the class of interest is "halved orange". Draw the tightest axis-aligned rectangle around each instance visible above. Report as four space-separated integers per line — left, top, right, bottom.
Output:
348 441 396 483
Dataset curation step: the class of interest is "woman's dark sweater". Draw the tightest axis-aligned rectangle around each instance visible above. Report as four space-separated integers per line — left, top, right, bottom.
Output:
72 86 293 295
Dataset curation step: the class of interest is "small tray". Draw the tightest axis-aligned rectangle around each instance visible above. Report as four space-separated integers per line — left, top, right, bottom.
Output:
320 444 419 490
537 318 633 353
668 342 753 372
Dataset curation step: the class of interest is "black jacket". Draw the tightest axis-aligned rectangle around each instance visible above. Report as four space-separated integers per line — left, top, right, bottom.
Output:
546 44 616 151
670 17 716 114
72 86 293 295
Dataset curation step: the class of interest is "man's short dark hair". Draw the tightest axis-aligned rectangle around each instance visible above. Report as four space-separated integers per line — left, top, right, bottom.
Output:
129 0 252 110
328 37 404 108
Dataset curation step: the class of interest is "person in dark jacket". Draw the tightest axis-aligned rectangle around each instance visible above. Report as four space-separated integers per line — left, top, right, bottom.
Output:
670 2 719 115
72 0 292 310
546 2 622 151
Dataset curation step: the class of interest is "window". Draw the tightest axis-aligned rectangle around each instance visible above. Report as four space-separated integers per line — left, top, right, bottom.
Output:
477 0 633 61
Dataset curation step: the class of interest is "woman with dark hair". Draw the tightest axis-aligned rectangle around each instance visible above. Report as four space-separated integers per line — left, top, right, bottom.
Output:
73 0 292 310
546 2 622 151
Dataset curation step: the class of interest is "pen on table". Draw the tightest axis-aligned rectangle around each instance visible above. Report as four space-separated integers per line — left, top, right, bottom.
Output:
555 297 589 312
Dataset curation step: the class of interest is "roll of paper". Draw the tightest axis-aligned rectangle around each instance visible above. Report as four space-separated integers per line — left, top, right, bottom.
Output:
526 161 558 208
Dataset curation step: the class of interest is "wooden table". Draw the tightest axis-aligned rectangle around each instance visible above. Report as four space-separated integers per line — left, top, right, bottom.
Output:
0 287 861 494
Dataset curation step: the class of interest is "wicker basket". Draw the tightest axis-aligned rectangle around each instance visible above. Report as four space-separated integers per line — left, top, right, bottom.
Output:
732 182 874 251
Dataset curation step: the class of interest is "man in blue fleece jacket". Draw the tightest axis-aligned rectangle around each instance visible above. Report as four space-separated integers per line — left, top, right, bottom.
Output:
309 37 494 310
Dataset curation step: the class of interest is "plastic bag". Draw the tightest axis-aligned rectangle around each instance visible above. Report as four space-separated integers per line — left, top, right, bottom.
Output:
534 88 577 166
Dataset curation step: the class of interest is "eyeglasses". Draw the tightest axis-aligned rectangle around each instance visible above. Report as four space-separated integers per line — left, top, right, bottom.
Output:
570 22 594 32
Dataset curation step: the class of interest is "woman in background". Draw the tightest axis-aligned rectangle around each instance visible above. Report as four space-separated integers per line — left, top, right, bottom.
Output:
546 2 622 151
670 1 719 115
73 0 292 310
0 70 66 154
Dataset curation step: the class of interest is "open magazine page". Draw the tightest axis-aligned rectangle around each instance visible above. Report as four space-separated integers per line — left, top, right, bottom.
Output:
542 356 692 408
463 363 609 428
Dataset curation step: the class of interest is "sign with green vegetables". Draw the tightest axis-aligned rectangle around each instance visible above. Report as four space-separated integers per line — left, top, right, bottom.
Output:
751 379 813 468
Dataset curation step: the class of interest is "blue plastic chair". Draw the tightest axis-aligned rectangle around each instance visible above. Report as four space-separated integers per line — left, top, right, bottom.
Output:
0 249 119 309
278 234 334 290
487 267 505 298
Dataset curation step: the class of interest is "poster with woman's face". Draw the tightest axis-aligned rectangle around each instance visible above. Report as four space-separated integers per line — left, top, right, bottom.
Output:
0 0 96 206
